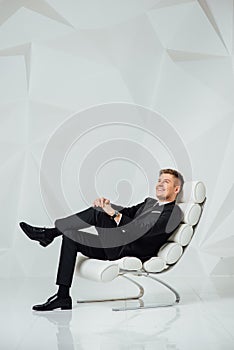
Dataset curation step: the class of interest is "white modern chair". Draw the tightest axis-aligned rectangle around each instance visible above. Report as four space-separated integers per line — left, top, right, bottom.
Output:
76 181 206 311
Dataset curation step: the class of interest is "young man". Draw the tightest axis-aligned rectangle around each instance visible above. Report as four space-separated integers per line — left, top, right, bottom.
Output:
19 168 184 311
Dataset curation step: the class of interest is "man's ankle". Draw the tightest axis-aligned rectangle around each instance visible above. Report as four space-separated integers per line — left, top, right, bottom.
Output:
57 284 70 298
47 228 62 240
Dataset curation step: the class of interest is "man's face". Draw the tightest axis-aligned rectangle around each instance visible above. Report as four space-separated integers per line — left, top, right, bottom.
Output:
155 173 180 202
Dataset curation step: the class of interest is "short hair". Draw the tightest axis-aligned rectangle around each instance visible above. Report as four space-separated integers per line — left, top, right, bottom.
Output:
159 168 184 193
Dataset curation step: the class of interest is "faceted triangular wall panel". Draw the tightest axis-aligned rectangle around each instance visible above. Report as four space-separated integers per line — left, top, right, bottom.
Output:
0 0 233 277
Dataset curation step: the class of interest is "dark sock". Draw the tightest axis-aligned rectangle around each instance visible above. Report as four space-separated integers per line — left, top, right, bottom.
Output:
46 228 62 240
58 284 70 298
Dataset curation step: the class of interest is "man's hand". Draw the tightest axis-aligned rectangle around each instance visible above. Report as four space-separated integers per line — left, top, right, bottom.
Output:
93 197 110 208
93 197 122 224
93 197 115 216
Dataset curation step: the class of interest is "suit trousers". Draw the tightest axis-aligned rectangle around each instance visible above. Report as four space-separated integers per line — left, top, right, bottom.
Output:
55 206 123 287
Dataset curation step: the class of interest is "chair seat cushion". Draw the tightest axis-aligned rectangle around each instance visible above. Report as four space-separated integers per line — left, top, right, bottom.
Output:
116 256 142 270
169 223 193 246
178 202 201 225
143 257 167 273
177 181 206 203
158 242 183 264
76 255 119 282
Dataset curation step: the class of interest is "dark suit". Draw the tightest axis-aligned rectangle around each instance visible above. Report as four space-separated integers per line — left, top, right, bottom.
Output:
55 198 183 287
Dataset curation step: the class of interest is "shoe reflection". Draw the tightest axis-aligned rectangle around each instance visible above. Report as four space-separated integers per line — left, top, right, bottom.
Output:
32 307 180 349
98 307 181 350
33 310 74 350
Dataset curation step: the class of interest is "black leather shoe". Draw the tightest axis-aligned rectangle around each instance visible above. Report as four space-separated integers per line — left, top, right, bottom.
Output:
19 222 55 247
32 294 72 311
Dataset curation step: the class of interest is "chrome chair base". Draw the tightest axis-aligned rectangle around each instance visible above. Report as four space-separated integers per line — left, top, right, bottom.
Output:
77 271 180 311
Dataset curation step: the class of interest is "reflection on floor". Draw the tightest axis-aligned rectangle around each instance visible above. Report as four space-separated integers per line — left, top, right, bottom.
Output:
0 275 234 349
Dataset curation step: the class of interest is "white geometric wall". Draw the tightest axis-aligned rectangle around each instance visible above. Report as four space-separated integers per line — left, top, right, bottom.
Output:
0 0 234 278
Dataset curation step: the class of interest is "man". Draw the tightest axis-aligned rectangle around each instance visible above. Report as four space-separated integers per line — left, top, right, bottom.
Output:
19 168 184 311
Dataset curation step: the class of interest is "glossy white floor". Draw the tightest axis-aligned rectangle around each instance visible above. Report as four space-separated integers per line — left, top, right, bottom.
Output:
0 274 234 350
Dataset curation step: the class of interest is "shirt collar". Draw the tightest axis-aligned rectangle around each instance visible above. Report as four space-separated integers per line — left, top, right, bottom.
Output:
157 201 170 206
156 200 174 206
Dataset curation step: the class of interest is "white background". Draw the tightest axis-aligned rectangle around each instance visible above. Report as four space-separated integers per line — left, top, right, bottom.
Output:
0 0 234 278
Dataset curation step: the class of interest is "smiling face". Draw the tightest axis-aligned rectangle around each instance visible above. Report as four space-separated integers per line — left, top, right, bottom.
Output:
155 173 181 202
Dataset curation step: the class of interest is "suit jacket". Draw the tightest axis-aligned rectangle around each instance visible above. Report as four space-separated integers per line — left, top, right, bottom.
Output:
105 197 183 262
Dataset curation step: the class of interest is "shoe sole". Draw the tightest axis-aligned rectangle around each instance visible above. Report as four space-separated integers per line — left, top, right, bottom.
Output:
33 305 72 311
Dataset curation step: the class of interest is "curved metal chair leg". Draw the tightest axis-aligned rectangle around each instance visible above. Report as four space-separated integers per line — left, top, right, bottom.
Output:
112 275 145 311
77 274 144 305
146 274 180 304
77 273 180 312
113 273 180 311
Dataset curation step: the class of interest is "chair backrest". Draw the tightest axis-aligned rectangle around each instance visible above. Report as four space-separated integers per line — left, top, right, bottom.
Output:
143 181 206 273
